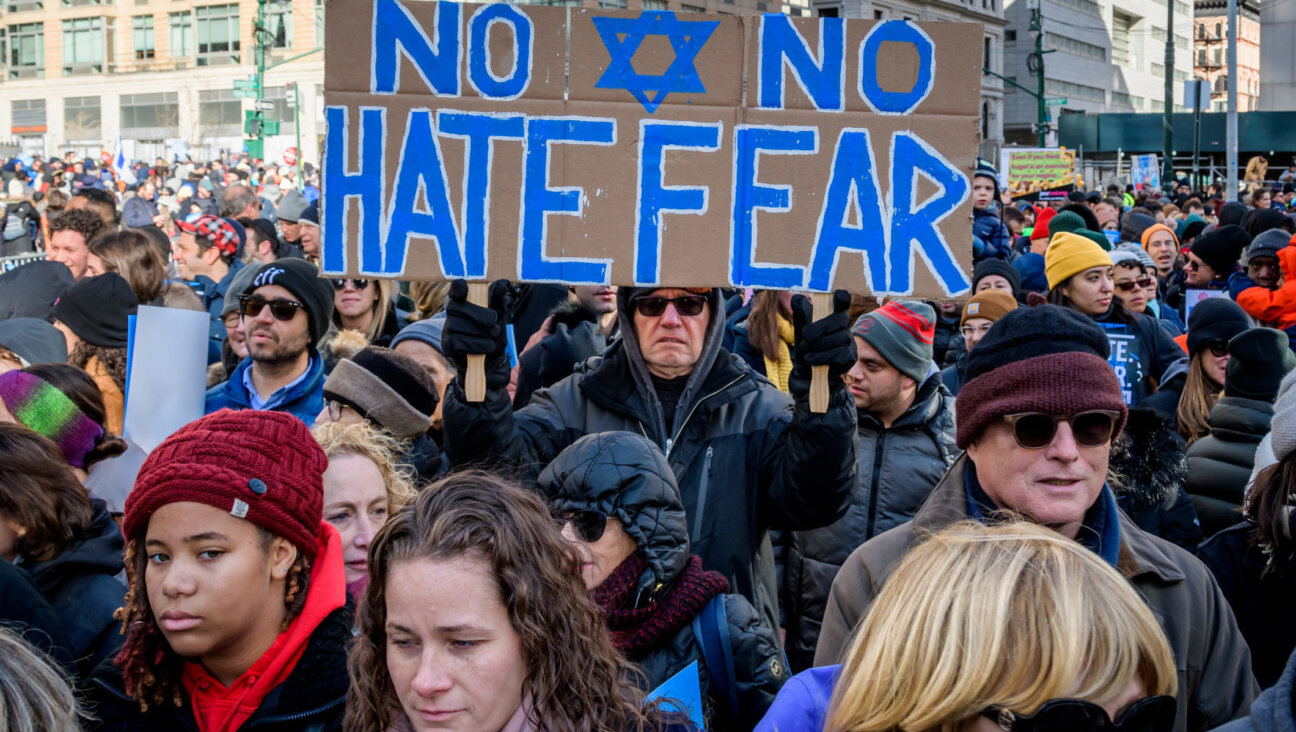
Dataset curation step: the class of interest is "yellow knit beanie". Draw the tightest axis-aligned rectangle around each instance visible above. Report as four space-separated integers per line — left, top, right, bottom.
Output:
1045 232 1115 290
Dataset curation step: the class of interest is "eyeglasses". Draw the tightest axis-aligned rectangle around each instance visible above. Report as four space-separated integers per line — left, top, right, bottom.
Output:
1001 410 1122 449
1203 339 1230 358
632 295 707 318
1114 277 1154 292
961 323 992 339
330 278 371 291
239 294 306 322
979 695 1176 732
554 508 608 543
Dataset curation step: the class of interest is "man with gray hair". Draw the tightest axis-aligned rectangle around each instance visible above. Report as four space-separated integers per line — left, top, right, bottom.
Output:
219 183 260 221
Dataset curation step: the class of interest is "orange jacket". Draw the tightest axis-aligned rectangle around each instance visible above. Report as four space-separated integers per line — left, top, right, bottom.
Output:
1235 245 1296 329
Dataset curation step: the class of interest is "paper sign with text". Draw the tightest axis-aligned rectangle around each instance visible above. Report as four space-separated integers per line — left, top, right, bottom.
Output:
323 0 983 296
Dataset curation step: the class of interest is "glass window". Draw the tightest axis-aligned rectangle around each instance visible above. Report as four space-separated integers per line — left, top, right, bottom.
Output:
262 85 298 135
133 16 155 60
64 96 101 141
62 17 104 75
11 99 46 134
642 0 668 8
170 12 192 58
121 92 179 136
314 0 324 48
265 2 292 50
6 0 43 11
7 22 43 78
198 88 243 135
196 4 239 65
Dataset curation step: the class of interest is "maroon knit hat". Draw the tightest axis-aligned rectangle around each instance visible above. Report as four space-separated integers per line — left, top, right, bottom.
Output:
124 409 328 557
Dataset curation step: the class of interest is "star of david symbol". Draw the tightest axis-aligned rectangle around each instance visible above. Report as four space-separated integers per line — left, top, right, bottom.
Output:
593 11 719 114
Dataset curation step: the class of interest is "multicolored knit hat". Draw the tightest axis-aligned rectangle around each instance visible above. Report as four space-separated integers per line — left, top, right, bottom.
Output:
0 370 104 468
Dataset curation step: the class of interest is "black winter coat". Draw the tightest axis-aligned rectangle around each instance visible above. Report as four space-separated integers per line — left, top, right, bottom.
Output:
1198 523 1296 689
1186 397 1274 538
85 606 351 731
0 557 74 673
1109 408 1202 551
781 373 958 670
18 499 125 678
540 431 787 730
515 301 612 409
1093 306 1183 407
1140 358 1190 434
445 288 857 639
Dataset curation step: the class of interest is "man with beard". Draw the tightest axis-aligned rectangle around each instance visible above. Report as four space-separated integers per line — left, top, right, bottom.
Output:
204 259 334 424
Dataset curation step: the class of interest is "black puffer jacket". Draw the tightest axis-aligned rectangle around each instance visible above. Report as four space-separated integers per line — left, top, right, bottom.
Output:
85 606 351 731
444 288 857 637
1186 397 1274 538
514 301 612 409
18 499 125 679
0 557 74 673
539 432 787 731
781 372 957 670
1109 408 1202 550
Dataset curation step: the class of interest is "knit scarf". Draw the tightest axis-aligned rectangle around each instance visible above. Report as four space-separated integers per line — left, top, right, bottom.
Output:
762 316 795 394
592 554 729 658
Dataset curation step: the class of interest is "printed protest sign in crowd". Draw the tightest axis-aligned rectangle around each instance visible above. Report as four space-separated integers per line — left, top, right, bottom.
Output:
321 0 983 300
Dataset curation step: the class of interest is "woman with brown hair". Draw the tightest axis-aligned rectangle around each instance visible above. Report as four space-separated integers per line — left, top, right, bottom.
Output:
0 423 125 679
727 290 795 393
346 470 687 732
50 273 138 433
84 229 202 311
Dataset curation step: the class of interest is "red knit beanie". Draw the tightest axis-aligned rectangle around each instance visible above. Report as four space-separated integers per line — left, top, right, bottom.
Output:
1031 207 1057 242
124 410 328 557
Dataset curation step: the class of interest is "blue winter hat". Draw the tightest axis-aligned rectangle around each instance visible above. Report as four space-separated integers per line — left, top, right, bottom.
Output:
391 314 446 356
1012 252 1049 294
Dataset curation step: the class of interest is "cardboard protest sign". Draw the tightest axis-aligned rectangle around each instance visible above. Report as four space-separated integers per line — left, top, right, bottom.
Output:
323 0 983 297
999 147 1077 200
1131 153 1161 190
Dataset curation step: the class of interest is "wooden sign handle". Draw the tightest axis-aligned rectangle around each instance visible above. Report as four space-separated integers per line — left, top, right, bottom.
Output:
464 282 489 402
809 292 831 414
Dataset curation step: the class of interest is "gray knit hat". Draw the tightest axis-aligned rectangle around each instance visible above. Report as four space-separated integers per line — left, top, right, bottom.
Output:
1111 244 1155 271
220 262 264 318
850 300 935 383
1245 229 1291 265
1270 368 1296 463
277 189 308 223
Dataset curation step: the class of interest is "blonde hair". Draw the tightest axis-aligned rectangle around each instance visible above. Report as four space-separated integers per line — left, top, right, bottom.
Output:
826 522 1177 732
407 280 451 321
1178 352 1223 446
312 421 417 510
333 280 398 344
0 628 85 732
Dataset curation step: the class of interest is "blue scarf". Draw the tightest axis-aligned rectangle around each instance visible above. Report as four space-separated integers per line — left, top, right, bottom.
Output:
965 463 1122 568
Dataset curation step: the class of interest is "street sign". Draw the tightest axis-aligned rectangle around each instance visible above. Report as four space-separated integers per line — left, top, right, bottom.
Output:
1044 97 1067 106
233 89 258 99
233 79 257 91
283 147 299 166
254 100 275 112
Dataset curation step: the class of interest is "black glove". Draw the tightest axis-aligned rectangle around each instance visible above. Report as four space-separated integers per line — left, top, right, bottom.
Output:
443 279 517 379
789 289 855 392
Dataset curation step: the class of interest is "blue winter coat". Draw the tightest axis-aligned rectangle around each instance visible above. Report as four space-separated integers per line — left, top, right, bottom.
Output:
972 206 1012 260
194 259 245 365
754 665 840 732
204 352 325 425
1212 647 1296 731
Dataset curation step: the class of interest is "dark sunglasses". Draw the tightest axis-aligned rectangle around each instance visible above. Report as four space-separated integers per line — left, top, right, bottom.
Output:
1115 278 1153 292
555 508 608 543
239 294 306 322
330 278 371 291
1203 339 1229 358
1185 259 1201 270
980 694 1175 732
632 295 707 318
1001 410 1122 449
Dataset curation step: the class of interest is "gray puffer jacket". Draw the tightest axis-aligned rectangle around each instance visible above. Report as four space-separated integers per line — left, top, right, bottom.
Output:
540 432 788 731
1186 396 1274 538
781 371 957 670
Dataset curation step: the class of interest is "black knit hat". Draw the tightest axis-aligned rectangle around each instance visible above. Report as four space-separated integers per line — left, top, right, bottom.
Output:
51 272 139 348
971 258 1021 296
246 259 334 343
1191 225 1250 276
1120 213 1157 244
966 305 1110 382
1218 201 1248 227
1225 328 1296 401
322 346 437 439
1186 297 1251 359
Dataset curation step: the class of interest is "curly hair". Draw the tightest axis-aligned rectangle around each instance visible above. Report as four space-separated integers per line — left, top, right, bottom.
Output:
345 471 662 732
68 342 127 395
48 208 107 245
112 526 311 711
311 421 418 508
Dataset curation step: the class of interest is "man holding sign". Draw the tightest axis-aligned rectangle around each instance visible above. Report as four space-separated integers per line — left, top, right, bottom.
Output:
442 282 858 639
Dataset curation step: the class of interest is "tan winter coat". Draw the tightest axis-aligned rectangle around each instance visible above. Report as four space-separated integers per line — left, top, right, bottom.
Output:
814 455 1258 732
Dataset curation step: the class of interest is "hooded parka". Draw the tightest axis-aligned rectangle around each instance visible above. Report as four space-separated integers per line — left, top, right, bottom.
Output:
1186 396 1275 537
539 432 788 731
443 287 857 639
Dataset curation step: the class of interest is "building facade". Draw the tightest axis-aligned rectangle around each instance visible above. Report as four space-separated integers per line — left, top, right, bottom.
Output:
0 0 793 167
1001 0 1193 145
1193 0 1259 113
807 0 1006 159
1259 0 1295 112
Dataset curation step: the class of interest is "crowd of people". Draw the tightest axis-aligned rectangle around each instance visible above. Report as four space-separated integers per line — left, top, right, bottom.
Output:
1 147 1296 731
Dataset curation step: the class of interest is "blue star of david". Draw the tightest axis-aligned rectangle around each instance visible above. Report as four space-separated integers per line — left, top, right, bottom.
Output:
593 11 719 113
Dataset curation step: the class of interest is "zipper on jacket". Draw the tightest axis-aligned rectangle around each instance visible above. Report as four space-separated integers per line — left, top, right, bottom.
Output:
865 433 886 539
691 446 714 544
665 374 744 459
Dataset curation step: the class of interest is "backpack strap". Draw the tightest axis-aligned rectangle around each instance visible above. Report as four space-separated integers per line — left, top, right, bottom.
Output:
691 594 738 718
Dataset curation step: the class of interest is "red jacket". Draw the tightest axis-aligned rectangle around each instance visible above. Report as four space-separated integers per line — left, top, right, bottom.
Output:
1235 243 1296 328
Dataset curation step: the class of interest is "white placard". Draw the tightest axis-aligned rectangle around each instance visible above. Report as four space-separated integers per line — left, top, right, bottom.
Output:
124 305 209 453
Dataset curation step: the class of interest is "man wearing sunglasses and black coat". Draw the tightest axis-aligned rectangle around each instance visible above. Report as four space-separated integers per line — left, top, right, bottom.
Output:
814 305 1258 732
441 281 858 644
205 259 335 425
